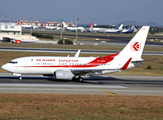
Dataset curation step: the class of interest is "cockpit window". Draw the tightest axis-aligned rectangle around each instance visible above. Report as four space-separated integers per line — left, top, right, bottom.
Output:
9 61 18 64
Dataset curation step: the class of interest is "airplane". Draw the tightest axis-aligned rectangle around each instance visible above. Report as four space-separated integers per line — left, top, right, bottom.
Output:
63 22 85 32
98 24 124 33
43 22 58 30
86 23 102 32
121 25 135 33
18 20 38 29
0 34 39 43
1 26 150 82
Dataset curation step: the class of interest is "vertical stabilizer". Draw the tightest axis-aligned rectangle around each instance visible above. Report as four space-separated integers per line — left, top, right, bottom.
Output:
63 22 68 28
43 22 46 27
18 20 22 25
118 24 123 30
130 25 135 31
116 26 150 60
90 23 93 28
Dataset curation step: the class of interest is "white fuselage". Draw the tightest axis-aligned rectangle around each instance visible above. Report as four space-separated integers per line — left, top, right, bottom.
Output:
65 27 85 32
45 26 57 30
2 55 138 75
99 28 122 33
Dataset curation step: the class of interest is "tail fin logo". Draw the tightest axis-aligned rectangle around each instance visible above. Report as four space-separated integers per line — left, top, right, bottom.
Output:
131 42 141 51
90 23 93 28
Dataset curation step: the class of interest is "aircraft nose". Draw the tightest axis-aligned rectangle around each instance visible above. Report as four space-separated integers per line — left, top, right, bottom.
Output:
1 64 8 71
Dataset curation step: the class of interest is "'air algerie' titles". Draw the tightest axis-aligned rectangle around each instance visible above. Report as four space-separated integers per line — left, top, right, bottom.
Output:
36 59 55 61
58 59 78 62
36 59 78 62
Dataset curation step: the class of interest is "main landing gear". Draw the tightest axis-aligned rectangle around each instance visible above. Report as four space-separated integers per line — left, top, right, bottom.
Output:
72 76 83 82
78 77 83 82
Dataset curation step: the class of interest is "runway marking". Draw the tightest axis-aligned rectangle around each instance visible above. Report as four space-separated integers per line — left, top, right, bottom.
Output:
0 88 163 95
100 90 115 95
0 84 127 88
0 88 117 92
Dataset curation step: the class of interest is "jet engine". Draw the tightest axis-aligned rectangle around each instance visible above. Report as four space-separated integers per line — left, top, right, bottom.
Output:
55 70 74 80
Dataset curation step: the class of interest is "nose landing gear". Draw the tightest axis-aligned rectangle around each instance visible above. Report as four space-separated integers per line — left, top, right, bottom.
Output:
19 76 22 80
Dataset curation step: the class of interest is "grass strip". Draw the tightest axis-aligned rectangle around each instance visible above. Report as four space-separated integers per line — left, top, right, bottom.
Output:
0 42 163 51
0 93 163 120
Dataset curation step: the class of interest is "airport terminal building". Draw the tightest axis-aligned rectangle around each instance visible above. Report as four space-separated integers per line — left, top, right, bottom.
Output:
0 23 22 35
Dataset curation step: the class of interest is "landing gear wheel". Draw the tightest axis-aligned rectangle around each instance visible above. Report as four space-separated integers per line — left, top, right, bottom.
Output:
72 77 77 81
78 77 83 82
19 76 22 80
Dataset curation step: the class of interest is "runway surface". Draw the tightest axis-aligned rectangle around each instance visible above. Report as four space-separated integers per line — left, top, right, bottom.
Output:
0 47 163 56
0 73 163 96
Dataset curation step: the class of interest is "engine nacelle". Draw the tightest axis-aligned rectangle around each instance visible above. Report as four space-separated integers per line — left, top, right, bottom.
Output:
15 40 21 43
55 70 74 80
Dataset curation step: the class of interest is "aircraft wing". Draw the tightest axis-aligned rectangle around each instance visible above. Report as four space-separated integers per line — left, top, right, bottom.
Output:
71 68 116 76
71 69 102 75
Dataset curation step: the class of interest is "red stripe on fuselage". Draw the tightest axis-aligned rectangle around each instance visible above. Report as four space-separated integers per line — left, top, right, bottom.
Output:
19 53 119 68
89 53 119 64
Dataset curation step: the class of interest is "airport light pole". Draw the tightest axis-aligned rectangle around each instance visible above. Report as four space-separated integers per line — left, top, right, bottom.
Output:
30 17 33 36
60 19 63 40
76 18 79 44
0 15 1 34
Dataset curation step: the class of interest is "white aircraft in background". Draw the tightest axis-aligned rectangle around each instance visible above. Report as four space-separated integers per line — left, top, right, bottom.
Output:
98 24 124 33
17 20 38 29
2 26 150 81
0 34 39 43
43 22 58 30
121 25 135 33
63 22 85 32
87 23 102 32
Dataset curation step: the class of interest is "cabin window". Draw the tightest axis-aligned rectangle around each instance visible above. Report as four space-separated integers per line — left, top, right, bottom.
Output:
9 61 18 64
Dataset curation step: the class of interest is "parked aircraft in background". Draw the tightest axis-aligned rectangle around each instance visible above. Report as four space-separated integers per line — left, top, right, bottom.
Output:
0 34 39 43
43 22 58 30
63 22 85 32
121 25 135 33
87 23 103 32
98 24 124 33
17 20 38 29
2 26 150 82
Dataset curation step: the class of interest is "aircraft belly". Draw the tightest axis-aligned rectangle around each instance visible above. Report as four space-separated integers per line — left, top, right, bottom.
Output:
29 67 54 74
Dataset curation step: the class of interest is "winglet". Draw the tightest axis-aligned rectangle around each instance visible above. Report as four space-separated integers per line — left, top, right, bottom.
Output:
120 58 132 70
74 49 81 57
